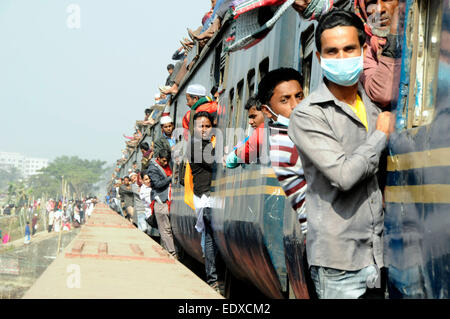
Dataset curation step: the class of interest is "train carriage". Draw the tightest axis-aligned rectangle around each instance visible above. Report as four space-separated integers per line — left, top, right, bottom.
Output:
117 0 450 299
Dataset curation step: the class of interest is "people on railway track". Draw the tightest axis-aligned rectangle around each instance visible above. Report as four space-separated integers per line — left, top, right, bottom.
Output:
147 149 178 258
288 9 394 299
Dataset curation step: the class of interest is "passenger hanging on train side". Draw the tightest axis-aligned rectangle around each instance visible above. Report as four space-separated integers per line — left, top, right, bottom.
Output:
292 0 402 107
354 0 402 107
288 10 395 299
226 96 265 168
187 111 222 293
256 68 308 235
139 142 153 172
147 149 178 258
139 172 153 235
153 116 176 165
119 176 135 222
182 84 218 133
130 172 146 230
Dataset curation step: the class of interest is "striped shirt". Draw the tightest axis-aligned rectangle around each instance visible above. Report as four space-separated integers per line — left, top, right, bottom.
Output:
268 122 307 234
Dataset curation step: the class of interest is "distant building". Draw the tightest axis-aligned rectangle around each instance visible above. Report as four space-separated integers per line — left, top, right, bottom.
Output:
0 152 49 178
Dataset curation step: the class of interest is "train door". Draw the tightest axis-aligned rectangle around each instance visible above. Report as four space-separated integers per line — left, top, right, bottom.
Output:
385 0 449 299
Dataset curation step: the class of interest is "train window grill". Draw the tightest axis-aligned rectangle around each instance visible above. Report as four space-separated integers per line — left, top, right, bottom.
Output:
300 25 315 97
406 0 443 128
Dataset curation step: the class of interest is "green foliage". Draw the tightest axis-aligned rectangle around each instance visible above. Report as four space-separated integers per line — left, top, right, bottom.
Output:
28 156 107 199
0 166 22 191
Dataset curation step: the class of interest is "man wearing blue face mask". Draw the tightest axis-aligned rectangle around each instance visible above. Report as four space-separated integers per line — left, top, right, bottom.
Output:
288 9 394 299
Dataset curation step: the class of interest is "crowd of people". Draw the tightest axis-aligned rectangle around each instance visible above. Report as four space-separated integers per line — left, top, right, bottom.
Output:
107 0 408 298
0 197 97 245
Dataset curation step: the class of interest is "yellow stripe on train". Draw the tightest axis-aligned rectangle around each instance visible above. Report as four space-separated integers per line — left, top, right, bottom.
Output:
211 167 278 187
387 147 450 171
172 185 285 201
385 185 450 204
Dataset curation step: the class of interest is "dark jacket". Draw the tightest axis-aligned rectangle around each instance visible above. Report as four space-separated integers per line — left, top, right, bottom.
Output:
153 134 172 159
119 184 134 208
188 137 215 197
147 159 172 203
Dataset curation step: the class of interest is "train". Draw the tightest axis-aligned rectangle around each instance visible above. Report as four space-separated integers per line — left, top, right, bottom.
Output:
115 0 449 299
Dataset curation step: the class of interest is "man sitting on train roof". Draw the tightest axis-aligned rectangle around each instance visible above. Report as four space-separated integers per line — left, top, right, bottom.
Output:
226 95 265 168
257 68 307 235
288 9 394 299
292 0 401 107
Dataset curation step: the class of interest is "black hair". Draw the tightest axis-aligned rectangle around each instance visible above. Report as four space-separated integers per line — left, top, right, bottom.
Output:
139 142 150 151
132 161 137 165
158 148 171 160
257 68 303 105
315 9 366 54
167 64 174 70
144 108 151 115
244 95 262 111
193 111 215 127
123 176 130 180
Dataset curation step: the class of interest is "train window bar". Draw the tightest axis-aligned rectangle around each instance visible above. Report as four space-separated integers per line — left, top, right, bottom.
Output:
258 57 270 84
300 24 315 97
235 80 245 145
405 0 443 128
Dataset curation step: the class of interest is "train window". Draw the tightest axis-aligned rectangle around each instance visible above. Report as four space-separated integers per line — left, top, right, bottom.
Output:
258 57 270 83
214 42 223 88
235 80 245 143
300 25 315 97
245 69 256 133
227 88 235 130
247 69 256 97
220 52 230 89
406 0 443 128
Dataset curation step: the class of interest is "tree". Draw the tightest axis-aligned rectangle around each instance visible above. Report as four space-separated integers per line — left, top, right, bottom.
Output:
0 166 22 191
29 156 107 199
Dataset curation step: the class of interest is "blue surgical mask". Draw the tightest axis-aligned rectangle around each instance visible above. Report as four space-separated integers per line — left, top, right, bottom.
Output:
320 51 364 87
265 105 290 127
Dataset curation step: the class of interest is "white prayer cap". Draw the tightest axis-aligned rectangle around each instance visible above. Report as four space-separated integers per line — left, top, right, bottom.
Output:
154 93 160 99
160 116 173 125
186 84 206 97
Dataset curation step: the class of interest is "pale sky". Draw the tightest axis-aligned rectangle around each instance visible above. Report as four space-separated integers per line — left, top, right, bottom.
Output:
0 0 209 165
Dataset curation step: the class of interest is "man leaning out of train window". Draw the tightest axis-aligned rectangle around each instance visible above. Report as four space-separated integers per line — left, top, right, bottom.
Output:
288 9 395 299
225 95 265 169
292 0 402 107
257 68 308 236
